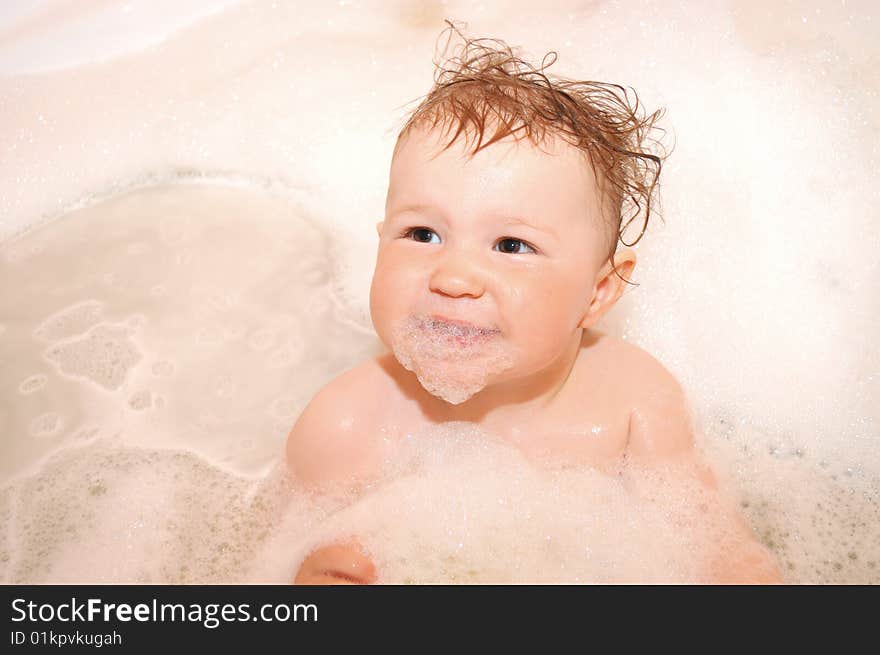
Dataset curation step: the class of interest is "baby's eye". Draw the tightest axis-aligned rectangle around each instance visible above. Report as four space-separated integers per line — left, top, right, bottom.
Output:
495 238 536 255
403 227 440 244
401 229 535 254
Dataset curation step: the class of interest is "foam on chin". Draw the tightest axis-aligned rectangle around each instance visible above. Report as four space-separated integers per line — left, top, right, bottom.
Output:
388 313 516 405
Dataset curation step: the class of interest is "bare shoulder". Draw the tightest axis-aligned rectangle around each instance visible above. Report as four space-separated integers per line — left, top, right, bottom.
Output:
285 356 396 492
587 330 695 460
601 332 684 393
581 330 681 388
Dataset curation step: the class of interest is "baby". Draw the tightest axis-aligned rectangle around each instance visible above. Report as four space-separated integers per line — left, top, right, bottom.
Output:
286 23 782 584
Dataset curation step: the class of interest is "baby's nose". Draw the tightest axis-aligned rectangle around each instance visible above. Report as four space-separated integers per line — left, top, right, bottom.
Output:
428 250 486 298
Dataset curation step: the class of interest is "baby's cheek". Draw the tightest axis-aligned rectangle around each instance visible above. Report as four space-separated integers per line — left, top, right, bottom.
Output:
514 312 578 367
370 271 412 340
369 266 395 317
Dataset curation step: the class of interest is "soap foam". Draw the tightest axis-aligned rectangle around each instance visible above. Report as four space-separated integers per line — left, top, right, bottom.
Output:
18 374 48 395
34 300 104 341
0 487 12 582
0 440 319 584
28 412 62 437
271 422 776 584
390 313 517 405
44 323 142 391
128 390 153 411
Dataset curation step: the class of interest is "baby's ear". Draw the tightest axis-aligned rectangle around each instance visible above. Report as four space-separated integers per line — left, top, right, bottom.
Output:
375 220 384 237
578 248 637 329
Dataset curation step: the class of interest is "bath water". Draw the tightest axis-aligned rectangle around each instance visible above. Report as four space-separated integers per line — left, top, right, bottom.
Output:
1 0 878 584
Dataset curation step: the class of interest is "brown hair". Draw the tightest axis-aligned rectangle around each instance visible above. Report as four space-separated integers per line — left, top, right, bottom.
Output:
393 20 669 284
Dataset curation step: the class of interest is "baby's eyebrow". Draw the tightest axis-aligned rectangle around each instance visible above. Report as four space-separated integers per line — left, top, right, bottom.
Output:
499 215 558 238
389 203 556 238
388 203 436 219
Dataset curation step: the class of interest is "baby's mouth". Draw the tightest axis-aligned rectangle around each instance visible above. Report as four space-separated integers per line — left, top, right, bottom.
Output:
419 314 500 347
391 313 516 405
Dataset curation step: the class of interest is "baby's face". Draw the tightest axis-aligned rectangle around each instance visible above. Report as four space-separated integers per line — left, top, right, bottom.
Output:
370 125 611 403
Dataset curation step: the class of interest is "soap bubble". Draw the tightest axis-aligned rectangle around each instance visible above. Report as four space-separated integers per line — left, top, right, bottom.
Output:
389 313 517 405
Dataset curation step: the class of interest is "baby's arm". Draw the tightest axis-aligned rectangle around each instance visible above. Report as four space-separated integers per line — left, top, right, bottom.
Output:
286 370 381 585
624 359 783 584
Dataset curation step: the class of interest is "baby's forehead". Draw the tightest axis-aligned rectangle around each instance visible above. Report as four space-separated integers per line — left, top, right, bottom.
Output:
400 123 586 161
394 133 606 229
394 125 598 193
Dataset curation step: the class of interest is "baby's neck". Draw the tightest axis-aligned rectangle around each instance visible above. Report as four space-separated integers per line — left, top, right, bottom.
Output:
414 328 585 431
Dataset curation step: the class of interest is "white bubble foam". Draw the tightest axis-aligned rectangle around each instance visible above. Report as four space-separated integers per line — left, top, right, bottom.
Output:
389 314 517 405
128 390 152 411
0 487 12 581
18 374 47 395
34 300 104 341
284 422 773 583
29 412 61 437
44 323 142 391
0 441 315 584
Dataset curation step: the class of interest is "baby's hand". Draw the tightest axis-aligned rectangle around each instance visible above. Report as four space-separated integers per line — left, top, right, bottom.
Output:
293 539 378 585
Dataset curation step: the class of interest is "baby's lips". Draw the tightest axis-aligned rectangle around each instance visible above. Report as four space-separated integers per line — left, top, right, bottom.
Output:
422 313 499 336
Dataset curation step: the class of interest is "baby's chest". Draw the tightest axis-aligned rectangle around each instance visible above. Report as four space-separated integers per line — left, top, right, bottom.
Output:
509 403 631 470
512 353 634 469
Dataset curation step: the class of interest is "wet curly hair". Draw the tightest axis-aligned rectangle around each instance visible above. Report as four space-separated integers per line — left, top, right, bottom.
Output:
393 20 669 284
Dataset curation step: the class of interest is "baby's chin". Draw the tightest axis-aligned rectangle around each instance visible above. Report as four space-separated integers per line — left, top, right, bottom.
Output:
401 360 488 405
388 314 517 405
